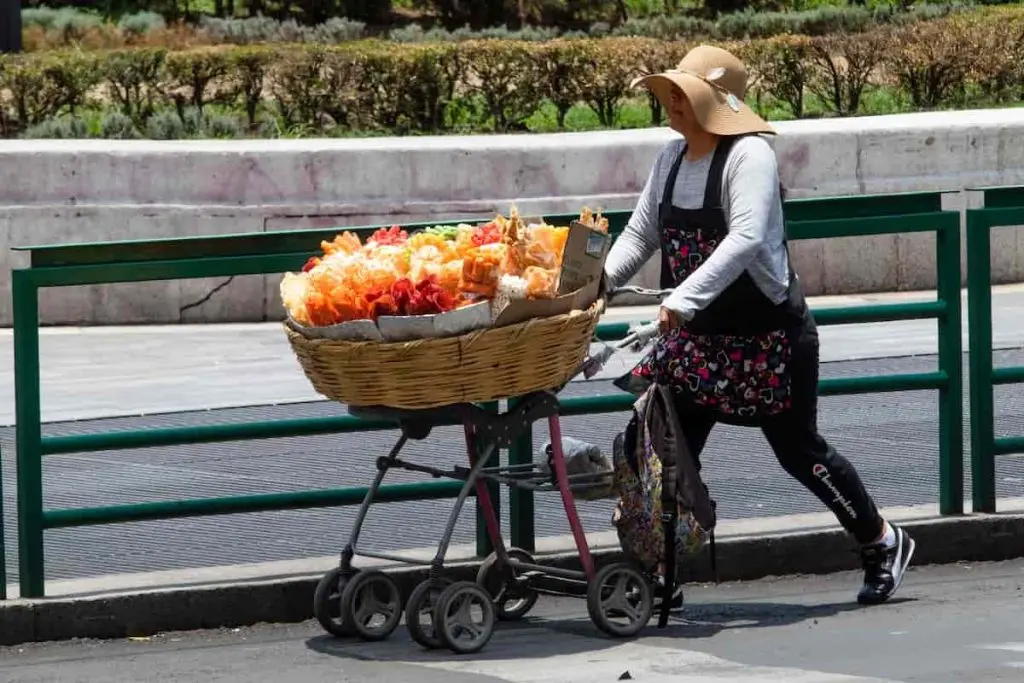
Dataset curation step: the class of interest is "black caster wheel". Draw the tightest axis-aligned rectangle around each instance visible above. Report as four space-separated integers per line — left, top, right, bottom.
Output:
476 547 539 621
432 581 496 655
405 577 453 649
313 567 360 638
586 562 653 638
339 569 403 642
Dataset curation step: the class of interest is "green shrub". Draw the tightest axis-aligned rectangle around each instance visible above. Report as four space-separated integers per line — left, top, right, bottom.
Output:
118 11 167 37
461 40 545 131
164 47 231 116
0 51 100 131
532 39 596 128
22 114 89 138
99 110 141 138
739 34 813 118
308 17 368 42
716 6 873 38
17 1 991 53
269 45 364 130
204 113 244 138
806 30 889 116
145 109 186 138
575 38 648 126
608 15 714 39
22 6 103 34
226 47 273 129
197 15 309 44
886 16 979 108
8 10 1024 140
103 48 168 124
960 8 1024 103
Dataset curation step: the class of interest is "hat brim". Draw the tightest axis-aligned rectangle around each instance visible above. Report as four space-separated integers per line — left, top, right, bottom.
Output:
632 72 775 137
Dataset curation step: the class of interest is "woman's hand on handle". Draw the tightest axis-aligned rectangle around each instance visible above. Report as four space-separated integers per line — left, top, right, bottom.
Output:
658 306 681 335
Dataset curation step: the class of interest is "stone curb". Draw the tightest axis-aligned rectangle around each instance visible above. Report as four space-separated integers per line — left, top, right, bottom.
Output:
3 511 1023 647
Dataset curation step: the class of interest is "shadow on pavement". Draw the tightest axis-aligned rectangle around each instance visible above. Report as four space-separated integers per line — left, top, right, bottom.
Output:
545 597 915 641
305 597 916 665
305 618 624 664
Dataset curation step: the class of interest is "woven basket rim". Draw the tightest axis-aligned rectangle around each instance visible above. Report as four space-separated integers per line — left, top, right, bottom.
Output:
283 298 605 347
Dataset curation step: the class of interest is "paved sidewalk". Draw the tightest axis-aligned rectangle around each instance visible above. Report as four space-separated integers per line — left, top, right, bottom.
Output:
6 558 1024 683
2 286 1024 586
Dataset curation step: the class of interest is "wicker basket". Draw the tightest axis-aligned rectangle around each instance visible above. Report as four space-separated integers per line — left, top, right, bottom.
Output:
285 299 605 410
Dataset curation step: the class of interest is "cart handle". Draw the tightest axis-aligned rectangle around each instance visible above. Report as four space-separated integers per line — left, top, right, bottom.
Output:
607 285 676 305
606 286 674 350
575 287 673 380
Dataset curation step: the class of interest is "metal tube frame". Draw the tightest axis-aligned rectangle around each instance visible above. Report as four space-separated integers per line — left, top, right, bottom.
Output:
336 425 510 578
339 434 409 569
335 411 598 589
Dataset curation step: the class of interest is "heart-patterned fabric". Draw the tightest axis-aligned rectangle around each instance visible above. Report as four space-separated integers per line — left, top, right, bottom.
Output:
634 219 793 419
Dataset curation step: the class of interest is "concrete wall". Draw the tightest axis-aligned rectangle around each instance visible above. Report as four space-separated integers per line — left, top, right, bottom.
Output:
3 107 1024 326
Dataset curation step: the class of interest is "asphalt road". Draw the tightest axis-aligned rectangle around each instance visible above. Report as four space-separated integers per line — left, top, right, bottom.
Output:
3 559 1024 683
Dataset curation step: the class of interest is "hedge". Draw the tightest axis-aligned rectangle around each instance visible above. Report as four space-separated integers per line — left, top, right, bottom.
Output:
20 2 968 51
3 9 1023 140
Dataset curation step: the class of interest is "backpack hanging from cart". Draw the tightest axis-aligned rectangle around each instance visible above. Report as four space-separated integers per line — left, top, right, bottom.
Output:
611 381 718 628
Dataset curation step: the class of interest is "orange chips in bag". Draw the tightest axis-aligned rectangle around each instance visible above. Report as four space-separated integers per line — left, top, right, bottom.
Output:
523 266 559 299
460 244 506 298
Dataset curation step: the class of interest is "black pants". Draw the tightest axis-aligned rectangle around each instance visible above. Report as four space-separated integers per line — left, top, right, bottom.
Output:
672 316 885 545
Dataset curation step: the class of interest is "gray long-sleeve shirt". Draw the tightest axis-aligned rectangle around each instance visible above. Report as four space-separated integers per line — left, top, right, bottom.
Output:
603 135 791 322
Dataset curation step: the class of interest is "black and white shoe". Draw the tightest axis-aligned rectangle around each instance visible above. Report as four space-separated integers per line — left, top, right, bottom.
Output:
654 580 684 611
857 525 916 605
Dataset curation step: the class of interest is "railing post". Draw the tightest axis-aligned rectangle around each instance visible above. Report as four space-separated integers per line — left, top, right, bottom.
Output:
13 269 46 598
507 397 535 553
935 216 963 515
475 401 500 558
0 441 6 600
966 209 996 513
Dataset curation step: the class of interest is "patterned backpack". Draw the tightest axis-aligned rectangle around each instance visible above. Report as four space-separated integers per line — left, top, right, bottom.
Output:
610 383 718 627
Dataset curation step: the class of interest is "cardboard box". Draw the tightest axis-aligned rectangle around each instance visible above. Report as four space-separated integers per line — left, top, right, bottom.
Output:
558 220 612 295
492 220 611 328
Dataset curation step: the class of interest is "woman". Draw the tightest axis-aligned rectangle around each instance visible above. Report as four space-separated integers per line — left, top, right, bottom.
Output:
604 44 914 606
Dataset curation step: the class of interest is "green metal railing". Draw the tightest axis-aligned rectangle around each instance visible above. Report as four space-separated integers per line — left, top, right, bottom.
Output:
966 185 1024 513
9 190 963 599
1 443 5 600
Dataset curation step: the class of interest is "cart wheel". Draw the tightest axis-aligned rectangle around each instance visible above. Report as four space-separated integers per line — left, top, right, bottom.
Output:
339 570 403 642
405 577 453 649
476 547 539 621
313 567 360 638
586 563 653 638
432 581 496 655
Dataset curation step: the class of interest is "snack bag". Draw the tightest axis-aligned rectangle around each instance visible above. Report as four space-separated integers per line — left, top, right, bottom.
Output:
460 243 507 297
523 266 559 299
577 206 610 233
522 223 570 270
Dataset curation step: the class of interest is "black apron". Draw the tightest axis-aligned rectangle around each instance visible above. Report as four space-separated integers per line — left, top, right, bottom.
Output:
625 135 811 427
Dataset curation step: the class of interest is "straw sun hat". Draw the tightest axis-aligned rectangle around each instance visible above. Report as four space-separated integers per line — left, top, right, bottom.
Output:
631 44 775 137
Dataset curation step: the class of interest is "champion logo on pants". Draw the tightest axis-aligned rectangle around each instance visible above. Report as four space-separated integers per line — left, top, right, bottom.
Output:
812 463 859 520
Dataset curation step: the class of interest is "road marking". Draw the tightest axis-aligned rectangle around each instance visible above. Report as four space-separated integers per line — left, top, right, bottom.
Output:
971 644 1024 671
353 626 902 682
974 643 1024 653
